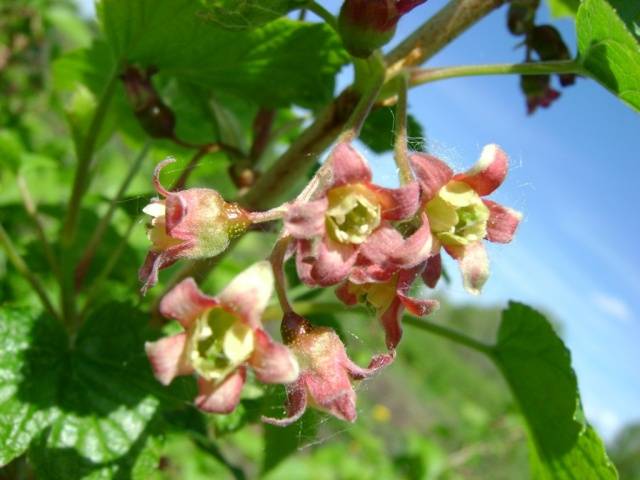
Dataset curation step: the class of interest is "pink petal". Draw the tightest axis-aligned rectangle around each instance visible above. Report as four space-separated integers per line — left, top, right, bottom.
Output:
380 297 404 350
195 368 246 414
295 239 316 286
159 277 218 329
310 236 358 287
249 329 299 384
409 153 453 201
421 254 442 288
355 215 432 281
446 241 490 295
139 241 194 294
344 351 395 380
328 142 372 188
305 370 357 422
335 281 358 306
454 144 508 196
218 261 273 328
284 197 328 239
164 193 188 234
484 200 522 244
370 181 421 221
398 293 439 317
261 380 308 427
145 333 192 385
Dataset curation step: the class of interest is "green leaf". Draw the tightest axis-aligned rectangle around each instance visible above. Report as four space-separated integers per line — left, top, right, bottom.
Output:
547 0 580 18
0 304 186 478
360 108 426 154
492 302 618 479
0 307 66 465
97 0 349 107
0 130 24 173
577 0 640 112
199 0 309 31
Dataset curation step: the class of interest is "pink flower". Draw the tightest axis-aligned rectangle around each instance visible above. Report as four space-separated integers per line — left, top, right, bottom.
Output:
139 158 250 293
410 145 522 294
145 262 299 413
284 142 431 288
262 313 394 426
520 75 561 115
336 263 439 350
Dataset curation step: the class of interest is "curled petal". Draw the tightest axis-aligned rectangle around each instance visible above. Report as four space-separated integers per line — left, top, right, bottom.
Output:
345 350 395 380
454 144 508 196
398 293 439 317
159 277 218 329
145 333 192 385
262 380 308 427
409 153 453 201
484 200 522 243
218 261 274 328
284 198 328 239
152 157 175 197
328 142 372 188
305 371 357 422
195 368 246 413
422 254 442 288
446 241 490 295
310 236 358 287
370 181 421 221
138 242 194 294
249 329 299 384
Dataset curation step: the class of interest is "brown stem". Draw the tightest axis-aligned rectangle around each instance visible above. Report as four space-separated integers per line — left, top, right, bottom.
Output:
240 0 505 210
249 108 275 164
385 0 507 76
171 143 220 191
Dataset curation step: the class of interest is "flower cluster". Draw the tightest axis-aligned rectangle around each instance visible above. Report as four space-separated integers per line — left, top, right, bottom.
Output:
141 141 521 425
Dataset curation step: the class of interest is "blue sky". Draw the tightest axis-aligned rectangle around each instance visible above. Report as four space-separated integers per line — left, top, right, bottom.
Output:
78 0 639 440
339 0 640 440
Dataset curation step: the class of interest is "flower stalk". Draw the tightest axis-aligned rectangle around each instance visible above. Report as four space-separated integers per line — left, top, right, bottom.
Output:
393 72 414 185
410 59 585 87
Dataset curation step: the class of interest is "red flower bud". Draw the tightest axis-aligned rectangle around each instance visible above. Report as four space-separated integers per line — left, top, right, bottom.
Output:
338 0 427 58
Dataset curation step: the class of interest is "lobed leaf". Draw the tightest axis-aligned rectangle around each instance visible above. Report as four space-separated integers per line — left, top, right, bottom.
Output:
198 0 309 31
493 302 618 479
0 304 192 478
97 0 349 108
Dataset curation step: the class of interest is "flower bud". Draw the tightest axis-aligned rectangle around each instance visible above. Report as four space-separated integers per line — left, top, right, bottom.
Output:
506 0 539 36
120 66 176 139
529 25 575 87
338 0 427 58
139 159 251 292
520 75 560 115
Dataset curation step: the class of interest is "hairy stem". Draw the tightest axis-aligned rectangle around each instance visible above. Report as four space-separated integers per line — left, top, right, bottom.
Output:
386 0 507 76
60 71 118 326
75 141 151 288
61 72 119 245
410 59 585 86
270 235 293 314
0 222 60 322
393 72 414 185
403 315 493 355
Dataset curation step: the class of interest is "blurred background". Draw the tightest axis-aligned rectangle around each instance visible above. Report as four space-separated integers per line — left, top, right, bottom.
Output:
1 0 638 478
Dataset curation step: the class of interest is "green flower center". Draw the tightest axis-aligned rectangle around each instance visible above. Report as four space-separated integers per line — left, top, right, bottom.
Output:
188 307 254 381
425 181 490 247
325 185 381 245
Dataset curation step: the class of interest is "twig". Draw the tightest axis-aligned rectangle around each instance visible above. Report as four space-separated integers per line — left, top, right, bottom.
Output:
393 72 414 185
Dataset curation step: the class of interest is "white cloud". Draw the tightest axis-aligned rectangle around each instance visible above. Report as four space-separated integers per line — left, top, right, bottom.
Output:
592 292 634 325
